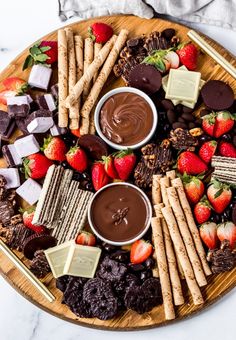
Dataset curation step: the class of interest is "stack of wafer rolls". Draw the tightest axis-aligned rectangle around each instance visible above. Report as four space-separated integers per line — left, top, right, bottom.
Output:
151 170 211 319
58 29 129 133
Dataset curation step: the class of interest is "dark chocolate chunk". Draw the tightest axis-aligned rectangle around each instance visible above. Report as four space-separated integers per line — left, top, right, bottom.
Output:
207 240 236 273
30 250 51 278
77 134 109 160
128 63 162 95
0 175 7 188
166 109 176 124
0 200 14 225
36 94 56 112
0 110 11 134
2 144 22 167
161 99 174 111
161 28 176 40
8 104 30 118
23 234 57 260
0 118 16 141
51 84 59 99
201 80 234 110
15 118 29 135
170 128 198 151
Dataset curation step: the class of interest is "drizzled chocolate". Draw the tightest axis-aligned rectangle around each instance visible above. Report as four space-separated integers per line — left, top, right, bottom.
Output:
90 184 150 243
99 92 153 146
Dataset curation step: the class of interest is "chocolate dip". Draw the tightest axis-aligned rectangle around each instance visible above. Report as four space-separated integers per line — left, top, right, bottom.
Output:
99 92 153 146
90 184 150 243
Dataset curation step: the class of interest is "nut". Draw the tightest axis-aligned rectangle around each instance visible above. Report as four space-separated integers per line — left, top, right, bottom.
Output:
189 127 203 137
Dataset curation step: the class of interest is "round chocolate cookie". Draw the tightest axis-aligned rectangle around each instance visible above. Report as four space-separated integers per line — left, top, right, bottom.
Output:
201 80 234 110
23 234 57 260
77 134 109 160
128 63 162 95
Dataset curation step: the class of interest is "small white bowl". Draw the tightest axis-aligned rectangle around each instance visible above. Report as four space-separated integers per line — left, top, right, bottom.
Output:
87 182 152 246
94 87 158 150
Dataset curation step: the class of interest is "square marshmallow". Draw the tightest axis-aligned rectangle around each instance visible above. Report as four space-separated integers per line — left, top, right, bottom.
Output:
7 95 29 106
28 64 52 90
27 117 54 133
16 178 42 205
7 144 22 166
0 168 20 189
14 135 40 158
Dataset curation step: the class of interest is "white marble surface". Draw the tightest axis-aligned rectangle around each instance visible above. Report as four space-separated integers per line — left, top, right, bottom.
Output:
0 1 235 340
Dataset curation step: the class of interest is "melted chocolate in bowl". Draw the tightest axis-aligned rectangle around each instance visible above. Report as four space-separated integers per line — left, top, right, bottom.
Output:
99 92 153 146
90 184 150 243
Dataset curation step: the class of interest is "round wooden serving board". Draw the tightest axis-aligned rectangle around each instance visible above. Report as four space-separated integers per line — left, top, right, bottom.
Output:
0 15 236 331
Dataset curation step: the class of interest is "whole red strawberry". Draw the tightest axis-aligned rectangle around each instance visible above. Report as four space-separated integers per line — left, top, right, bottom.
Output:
102 155 119 179
217 222 236 249
23 153 53 179
92 162 110 191
76 231 96 246
182 174 205 205
207 179 232 214
23 40 58 70
22 208 45 233
66 146 88 172
194 198 211 224
177 151 208 175
0 90 17 105
201 113 216 137
214 111 235 138
113 149 136 181
88 22 113 44
200 222 218 249
43 136 67 161
130 239 153 264
199 140 217 164
3 77 28 94
176 43 198 70
218 141 236 158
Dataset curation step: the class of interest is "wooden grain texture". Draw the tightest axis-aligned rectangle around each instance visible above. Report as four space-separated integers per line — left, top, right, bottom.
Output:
0 15 235 331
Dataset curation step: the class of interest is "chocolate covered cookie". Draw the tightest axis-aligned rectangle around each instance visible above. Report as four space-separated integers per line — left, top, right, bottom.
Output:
201 80 234 110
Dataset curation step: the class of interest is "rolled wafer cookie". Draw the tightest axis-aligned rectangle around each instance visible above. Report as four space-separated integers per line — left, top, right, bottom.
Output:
161 206 204 305
65 35 117 108
74 35 83 114
151 217 175 320
154 203 184 306
152 174 162 205
171 177 211 276
83 38 94 101
58 29 68 127
93 43 102 83
167 187 207 287
79 29 129 135
166 170 176 180
160 176 170 207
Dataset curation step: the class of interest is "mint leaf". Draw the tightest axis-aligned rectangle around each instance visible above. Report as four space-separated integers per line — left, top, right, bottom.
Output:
22 55 34 70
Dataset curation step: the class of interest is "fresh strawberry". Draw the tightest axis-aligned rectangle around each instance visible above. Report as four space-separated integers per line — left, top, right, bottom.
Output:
75 231 96 246
217 221 236 249
113 149 136 181
70 128 81 138
23 153 53 179
201 113 216 137
42 136 67 161
0 89 16 105
88 22 113 44
218 142 236 158
130 239 153 264
182 174 205 205
3 77 28 94
199 140 217 164
200 222 218 249
66 146 88 172
23 40 58 70
207 179 232 214
177 151 208 175
164 51 179 69
214 111 235 138
102 155 119 179
194 197 211 224
92 162 110 191
176 43 198 70
22 208 45 233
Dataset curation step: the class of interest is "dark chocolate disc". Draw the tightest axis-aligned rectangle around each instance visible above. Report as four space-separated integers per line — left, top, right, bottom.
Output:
128 64 162 95
201 80 234 110
77 134 109 160
23 234 57 260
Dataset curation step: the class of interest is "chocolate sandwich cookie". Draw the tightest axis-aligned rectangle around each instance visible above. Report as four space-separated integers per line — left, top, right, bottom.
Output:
128 64 162 95
77 134 109 160
201 80 234 110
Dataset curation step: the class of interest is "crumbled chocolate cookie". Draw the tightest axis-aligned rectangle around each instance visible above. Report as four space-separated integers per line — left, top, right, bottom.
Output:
30 250 51 278
207 240 236 273
6 223 34 251
0 200 15 225
169 128 198 151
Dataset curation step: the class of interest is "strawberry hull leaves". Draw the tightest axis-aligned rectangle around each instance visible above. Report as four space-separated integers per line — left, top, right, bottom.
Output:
23 41 55 70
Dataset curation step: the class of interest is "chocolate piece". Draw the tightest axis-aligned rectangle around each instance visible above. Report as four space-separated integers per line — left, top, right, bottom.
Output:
100 92 154 146
128 64 162 95
23 233 57 260
16 178 42 205
10 214 23 225
30 250 51 278
36 94 57 112
144 31 176 53
170 128 198 151
6 223 34 251
0 200 14 225
15 118 29 135
207 240 236 273
2 144 22 167
28 64 52 90
77 134 108 160
50 124 67 136
26 110 54 133
0 110 12 135
14 134 40 157
201 80 234 110
0 119 15 141
7 96 30 118
90 183 151 243
51 84 58 99
0 169 20 189
0 175 7 188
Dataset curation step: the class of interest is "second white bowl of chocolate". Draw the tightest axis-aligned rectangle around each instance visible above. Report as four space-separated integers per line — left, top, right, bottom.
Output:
94 87 158 150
